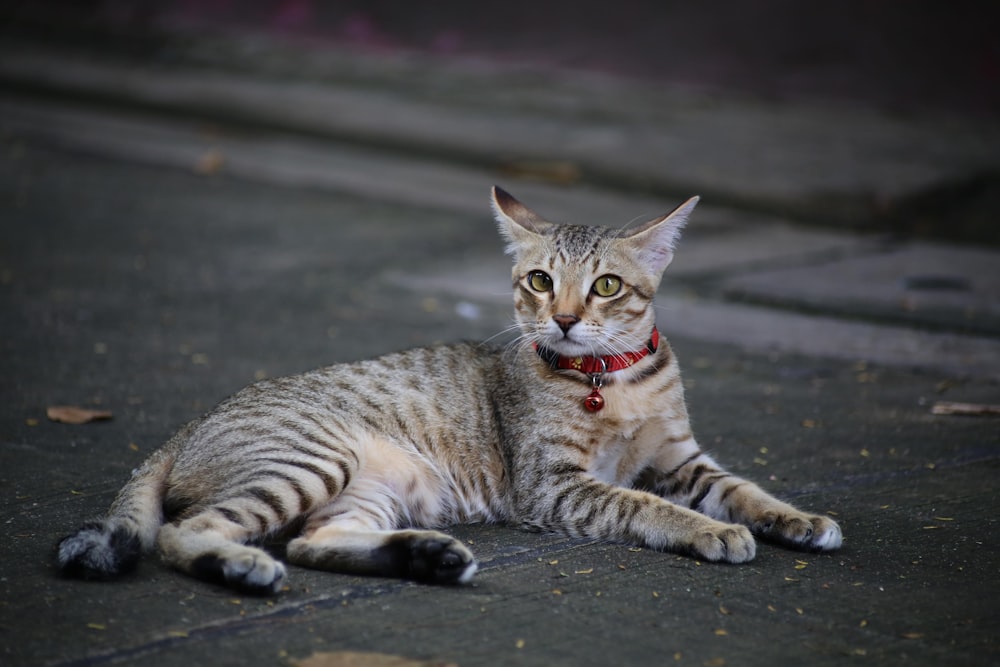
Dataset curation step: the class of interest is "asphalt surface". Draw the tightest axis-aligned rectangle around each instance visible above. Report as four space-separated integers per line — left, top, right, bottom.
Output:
1 9 998 667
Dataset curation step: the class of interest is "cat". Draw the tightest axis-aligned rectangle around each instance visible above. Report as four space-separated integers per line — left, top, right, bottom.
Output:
57 186 842 594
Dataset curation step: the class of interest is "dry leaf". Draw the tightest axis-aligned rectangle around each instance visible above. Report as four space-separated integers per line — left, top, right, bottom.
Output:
194 149 225 175
500 160 581 185
47 406 113 424
291 651 457 667
931 401 1000 416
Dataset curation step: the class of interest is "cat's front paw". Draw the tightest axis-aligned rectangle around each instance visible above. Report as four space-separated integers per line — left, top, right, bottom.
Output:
754 512 842 552
689 523 756 563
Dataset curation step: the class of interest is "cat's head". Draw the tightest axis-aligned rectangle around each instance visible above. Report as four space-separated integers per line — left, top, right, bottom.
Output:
491 186 698 359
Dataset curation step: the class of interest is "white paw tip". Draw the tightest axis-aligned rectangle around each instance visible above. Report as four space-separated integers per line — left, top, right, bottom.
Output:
814 526 843 550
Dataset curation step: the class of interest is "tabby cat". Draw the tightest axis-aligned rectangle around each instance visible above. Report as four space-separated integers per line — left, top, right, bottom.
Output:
57 187 842 593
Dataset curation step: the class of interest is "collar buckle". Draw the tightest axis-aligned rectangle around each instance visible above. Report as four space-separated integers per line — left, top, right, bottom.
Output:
588 357 608 390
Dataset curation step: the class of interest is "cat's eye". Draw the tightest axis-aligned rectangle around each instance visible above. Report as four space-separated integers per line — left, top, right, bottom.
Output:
592 275 622 297
527 271 553 293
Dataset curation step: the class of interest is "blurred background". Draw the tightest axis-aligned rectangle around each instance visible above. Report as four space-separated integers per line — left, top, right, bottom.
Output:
4 0 1000 116
4 0 999 116
3 0 998 245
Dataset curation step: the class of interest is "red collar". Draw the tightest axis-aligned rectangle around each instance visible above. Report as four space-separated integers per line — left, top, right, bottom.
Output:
534 328 660 376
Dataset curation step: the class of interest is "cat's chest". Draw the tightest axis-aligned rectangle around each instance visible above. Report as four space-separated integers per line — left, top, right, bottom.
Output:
574 387 673 485
587 439 632 485
581 416 660 486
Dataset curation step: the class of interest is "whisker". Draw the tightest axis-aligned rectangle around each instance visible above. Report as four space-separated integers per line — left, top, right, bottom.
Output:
615 214 647 235
480 321 524 346
602 325 649 363
500 330 542 364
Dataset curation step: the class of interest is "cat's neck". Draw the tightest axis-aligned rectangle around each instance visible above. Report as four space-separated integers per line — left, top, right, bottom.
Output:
534 327 660 379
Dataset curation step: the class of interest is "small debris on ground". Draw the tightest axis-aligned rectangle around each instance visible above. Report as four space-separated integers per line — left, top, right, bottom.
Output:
931 401 1000 416
291 651 458 667
46 406 113 424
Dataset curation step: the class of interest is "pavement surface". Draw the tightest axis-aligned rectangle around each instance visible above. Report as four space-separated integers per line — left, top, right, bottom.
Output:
1 7 999 667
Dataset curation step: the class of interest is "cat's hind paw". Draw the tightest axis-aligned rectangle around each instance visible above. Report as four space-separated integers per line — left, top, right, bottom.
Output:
191 547 287 595
380 531 478 584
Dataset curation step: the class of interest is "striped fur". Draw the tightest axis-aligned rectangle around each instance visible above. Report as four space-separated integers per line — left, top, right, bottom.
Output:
57 187 841 593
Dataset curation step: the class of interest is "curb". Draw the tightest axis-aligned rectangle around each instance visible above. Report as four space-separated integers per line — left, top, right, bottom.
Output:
2 33 998 233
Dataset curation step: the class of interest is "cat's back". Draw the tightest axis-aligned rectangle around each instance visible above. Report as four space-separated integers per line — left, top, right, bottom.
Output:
172 342 511 478
329 340 505 411
161 341 517 524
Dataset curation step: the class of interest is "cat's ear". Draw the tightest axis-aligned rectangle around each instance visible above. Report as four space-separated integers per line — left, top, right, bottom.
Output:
621 196 699 275
491 186 552 256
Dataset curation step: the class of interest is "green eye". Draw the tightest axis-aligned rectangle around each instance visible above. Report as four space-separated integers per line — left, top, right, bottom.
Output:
527 271 553 292
592 275 622 297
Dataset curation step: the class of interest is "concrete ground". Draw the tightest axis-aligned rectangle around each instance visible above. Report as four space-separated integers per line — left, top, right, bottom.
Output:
1 7 998 667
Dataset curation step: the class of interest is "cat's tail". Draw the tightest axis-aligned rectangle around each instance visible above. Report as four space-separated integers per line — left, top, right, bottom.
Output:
56 442 178 580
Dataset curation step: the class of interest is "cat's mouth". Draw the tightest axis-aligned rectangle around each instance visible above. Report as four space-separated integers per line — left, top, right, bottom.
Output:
541 331 601 357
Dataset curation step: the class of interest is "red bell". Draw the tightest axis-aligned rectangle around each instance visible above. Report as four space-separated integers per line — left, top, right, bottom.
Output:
583 388 605 412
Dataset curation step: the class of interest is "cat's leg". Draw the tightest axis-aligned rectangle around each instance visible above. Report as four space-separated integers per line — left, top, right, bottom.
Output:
641 443 842 552
517 464 756 563
157 508 287 594
286 484 477 584
287 523 477 584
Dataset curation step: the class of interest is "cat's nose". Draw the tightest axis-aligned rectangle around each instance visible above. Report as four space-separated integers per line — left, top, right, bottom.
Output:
552 314 580 333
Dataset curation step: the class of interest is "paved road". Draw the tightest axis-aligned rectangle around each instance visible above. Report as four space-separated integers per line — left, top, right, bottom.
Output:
1 12 998 667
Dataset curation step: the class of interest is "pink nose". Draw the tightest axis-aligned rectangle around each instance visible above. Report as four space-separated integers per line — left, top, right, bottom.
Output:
553 314 579 333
